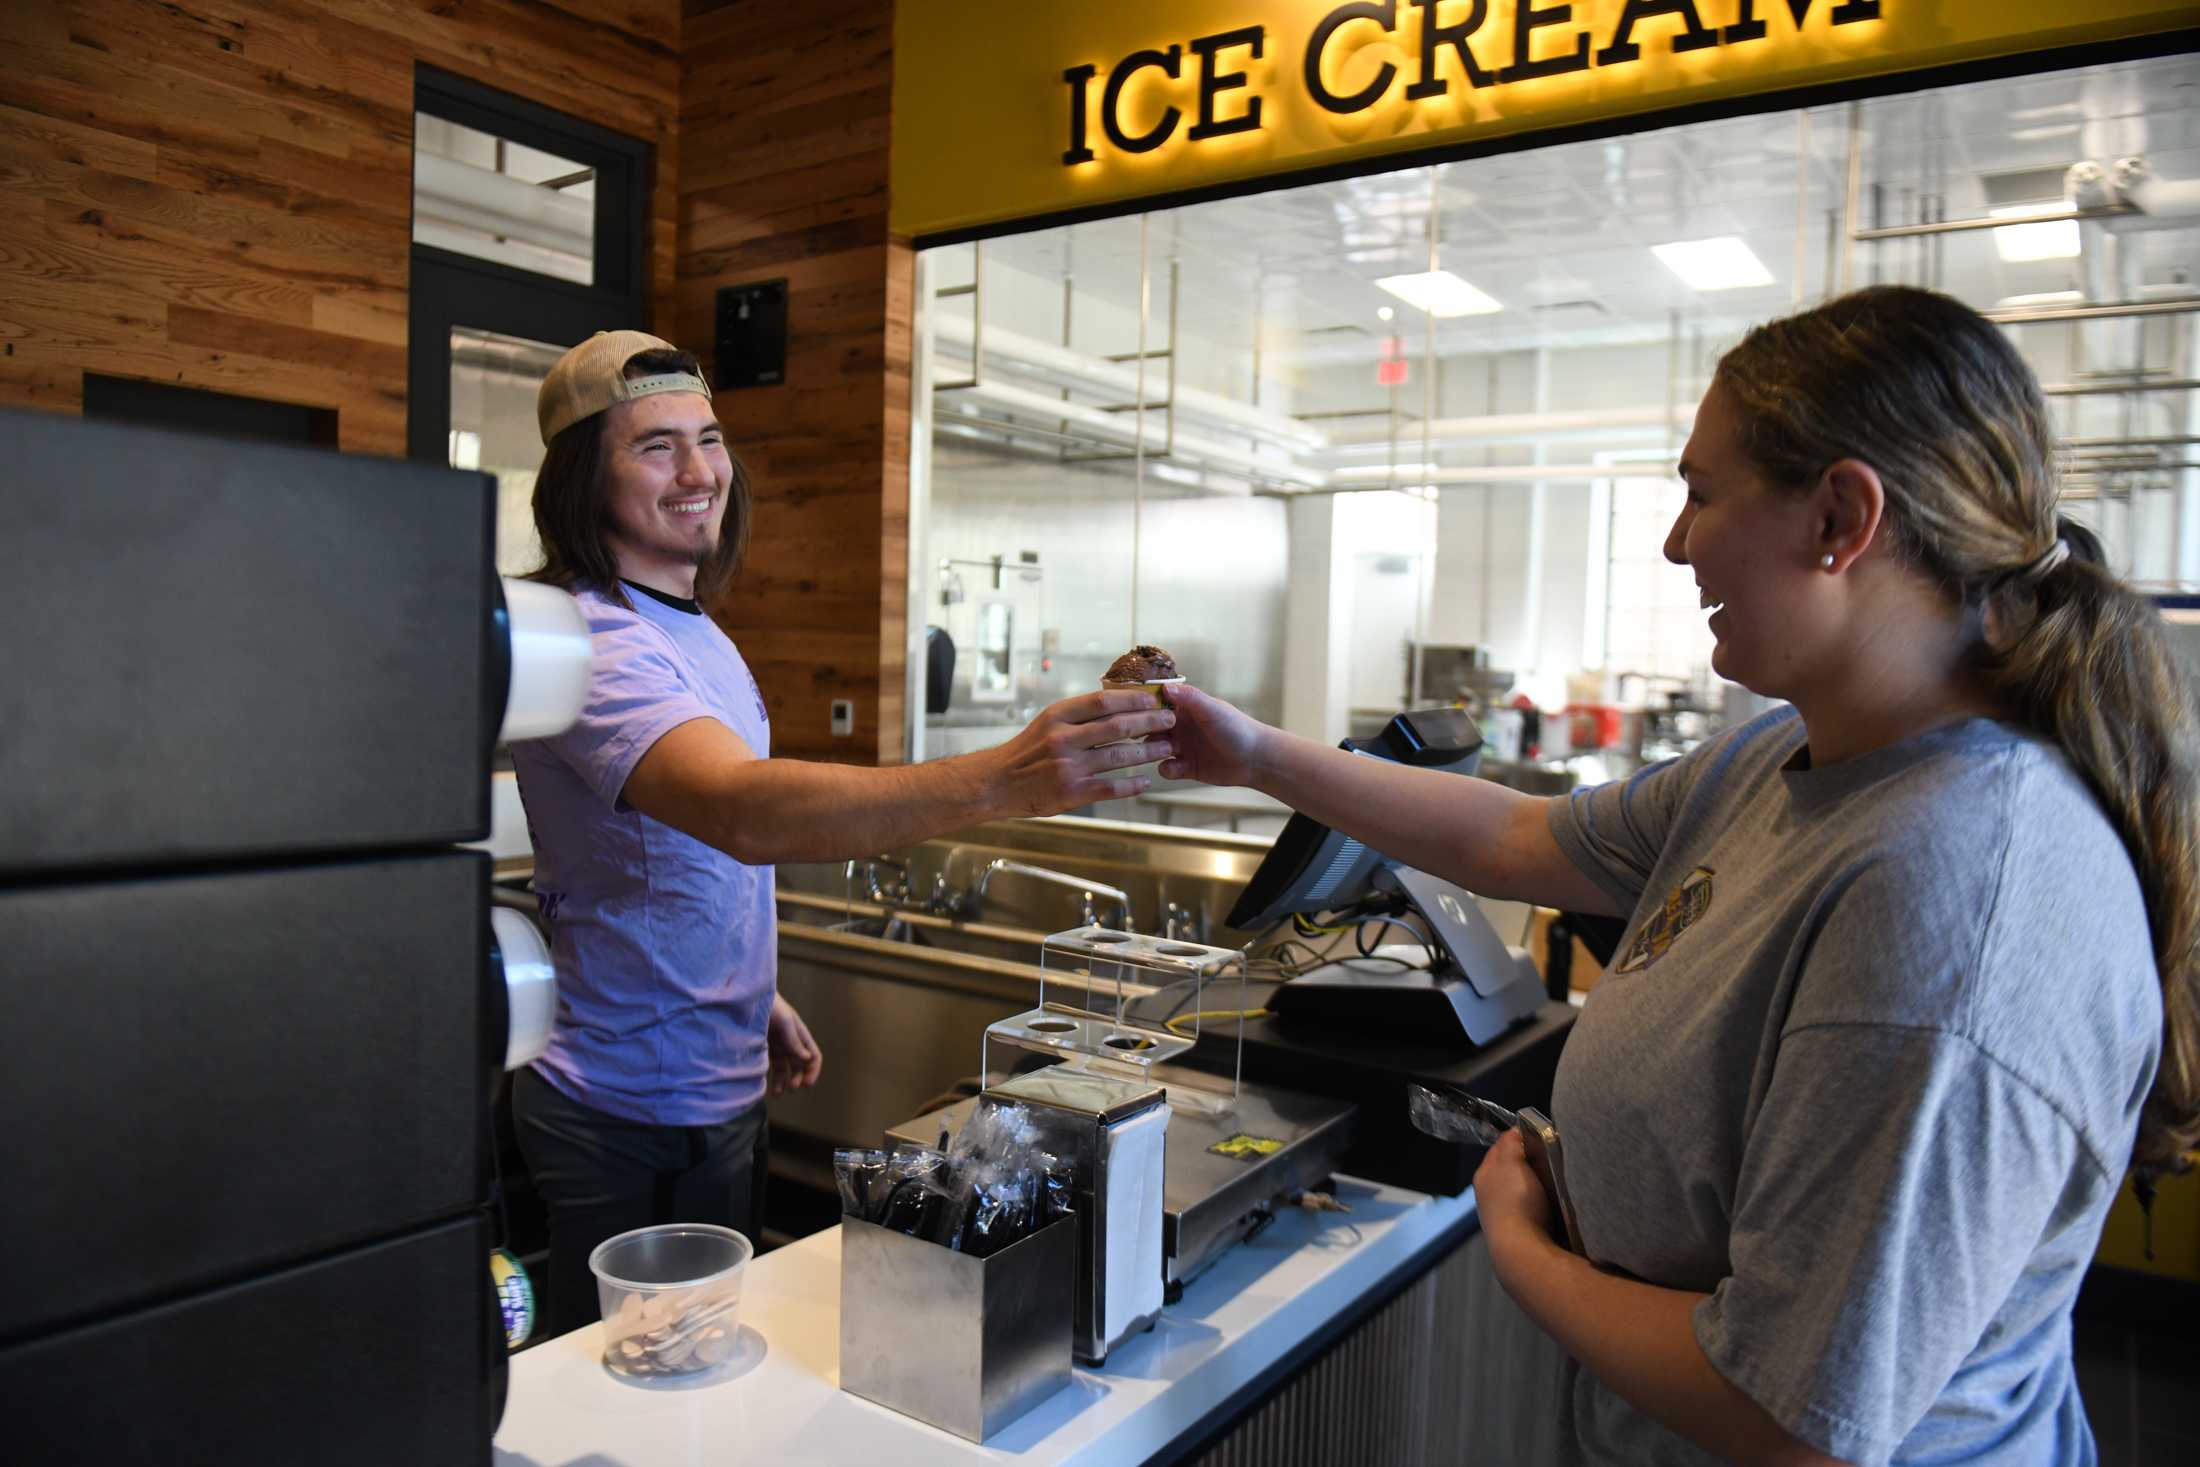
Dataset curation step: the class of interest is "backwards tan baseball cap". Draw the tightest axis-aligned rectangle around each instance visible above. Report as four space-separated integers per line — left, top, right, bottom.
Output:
536 329 711 444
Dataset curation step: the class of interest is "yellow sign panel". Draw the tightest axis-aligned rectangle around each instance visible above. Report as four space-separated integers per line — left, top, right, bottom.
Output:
890 1 2196 239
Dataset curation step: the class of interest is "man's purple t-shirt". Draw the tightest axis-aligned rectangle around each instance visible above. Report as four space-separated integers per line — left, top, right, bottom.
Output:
509 582 774 1127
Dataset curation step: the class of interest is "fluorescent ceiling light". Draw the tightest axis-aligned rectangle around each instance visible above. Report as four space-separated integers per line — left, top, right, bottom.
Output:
1990 203 2081 262
1375 270 1502 317
1650 236 1774 291
1333 461 1439 480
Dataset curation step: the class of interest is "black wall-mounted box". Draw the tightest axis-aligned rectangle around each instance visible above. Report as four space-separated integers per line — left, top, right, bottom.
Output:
714 278 788 389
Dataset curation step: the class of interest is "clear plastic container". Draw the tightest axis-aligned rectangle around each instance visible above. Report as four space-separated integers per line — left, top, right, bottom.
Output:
589 1223 752 1379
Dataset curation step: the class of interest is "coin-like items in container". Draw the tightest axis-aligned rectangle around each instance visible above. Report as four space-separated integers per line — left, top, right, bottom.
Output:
602 1282 745 1376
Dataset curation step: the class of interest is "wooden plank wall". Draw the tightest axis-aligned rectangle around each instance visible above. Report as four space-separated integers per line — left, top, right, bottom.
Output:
678 0 912 766
0 0 682 458
2 0 912 768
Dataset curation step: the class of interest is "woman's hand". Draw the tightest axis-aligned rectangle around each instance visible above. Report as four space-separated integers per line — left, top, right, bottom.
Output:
1473 1128 1558 1271
766 993 823 1096
1156 684 1271 788
1471 1131 1849 1467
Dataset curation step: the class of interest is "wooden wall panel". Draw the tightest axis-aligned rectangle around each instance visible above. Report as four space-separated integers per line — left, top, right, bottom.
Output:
679 0 910 766
0 0 681 457
5 0 911 766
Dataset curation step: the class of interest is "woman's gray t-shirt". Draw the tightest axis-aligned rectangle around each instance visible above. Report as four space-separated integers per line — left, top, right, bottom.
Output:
1538 709 2158 1467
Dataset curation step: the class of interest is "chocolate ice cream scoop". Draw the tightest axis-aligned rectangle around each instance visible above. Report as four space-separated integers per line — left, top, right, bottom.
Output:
1102 645 1179 684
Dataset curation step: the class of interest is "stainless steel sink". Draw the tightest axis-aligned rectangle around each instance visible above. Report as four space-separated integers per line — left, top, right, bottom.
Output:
823 912 933 946
779 891 1047 968
775 816 1275 946
770 816 1277 1151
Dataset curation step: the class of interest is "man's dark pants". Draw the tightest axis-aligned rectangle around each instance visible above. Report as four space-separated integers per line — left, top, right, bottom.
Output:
512 1065 769 1340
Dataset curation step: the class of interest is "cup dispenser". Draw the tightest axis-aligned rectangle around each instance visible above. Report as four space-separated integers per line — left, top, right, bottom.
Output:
0 408 588 1466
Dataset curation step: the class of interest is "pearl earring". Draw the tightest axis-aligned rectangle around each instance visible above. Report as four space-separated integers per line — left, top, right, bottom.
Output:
1820 553 1836 570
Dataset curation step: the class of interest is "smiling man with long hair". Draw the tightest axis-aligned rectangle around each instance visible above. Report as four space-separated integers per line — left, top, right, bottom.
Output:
505 331 1172 1338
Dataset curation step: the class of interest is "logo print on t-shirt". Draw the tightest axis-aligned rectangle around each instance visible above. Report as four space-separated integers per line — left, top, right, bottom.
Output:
1612 866 1714 976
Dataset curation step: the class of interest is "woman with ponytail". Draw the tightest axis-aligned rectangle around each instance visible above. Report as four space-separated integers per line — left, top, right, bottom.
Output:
1159 285 2196 1465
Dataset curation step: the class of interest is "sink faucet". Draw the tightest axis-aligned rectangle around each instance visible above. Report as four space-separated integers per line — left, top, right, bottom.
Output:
846 857 910 909
924 872 968 919
969 858 1133 931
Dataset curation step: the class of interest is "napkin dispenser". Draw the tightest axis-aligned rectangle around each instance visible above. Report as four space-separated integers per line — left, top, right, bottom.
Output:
976 1067 1168 1365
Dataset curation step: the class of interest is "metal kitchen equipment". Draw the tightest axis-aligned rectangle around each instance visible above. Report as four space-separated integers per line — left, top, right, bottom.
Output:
1411 641 1514 717
840 1213 1075 1442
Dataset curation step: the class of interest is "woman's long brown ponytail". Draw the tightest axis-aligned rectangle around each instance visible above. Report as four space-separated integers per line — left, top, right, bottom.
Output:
1990 530 2199 1173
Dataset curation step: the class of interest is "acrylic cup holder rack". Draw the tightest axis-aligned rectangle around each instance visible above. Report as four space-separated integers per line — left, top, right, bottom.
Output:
983 927 1250 1099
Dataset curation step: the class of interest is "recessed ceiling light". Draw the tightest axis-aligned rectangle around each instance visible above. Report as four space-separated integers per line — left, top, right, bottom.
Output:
1650 236 1775 291
1989 203 2081 262
1374 270 1502 317
1525 272 1597 301
1377 305 1395 321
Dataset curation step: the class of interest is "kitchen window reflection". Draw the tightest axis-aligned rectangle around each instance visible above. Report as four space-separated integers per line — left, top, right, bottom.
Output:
449 327 563 578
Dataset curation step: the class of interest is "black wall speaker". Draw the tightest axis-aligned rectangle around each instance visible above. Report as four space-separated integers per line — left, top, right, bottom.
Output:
714 279 788 389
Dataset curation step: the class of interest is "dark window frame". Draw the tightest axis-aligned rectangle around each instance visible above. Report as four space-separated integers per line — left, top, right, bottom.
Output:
408 65 653 464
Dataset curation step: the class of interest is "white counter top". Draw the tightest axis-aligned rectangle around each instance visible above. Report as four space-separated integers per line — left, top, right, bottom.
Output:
494 1177 1476 1467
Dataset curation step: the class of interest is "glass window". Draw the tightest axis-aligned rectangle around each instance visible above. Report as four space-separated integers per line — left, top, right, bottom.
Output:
1843 58 2200 590
912 54 2200 813
414 115 595 285
447 326 564 577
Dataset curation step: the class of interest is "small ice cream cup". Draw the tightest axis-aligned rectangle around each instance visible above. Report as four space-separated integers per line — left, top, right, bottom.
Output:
1101 676 1185 709
1098 676 1183 749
